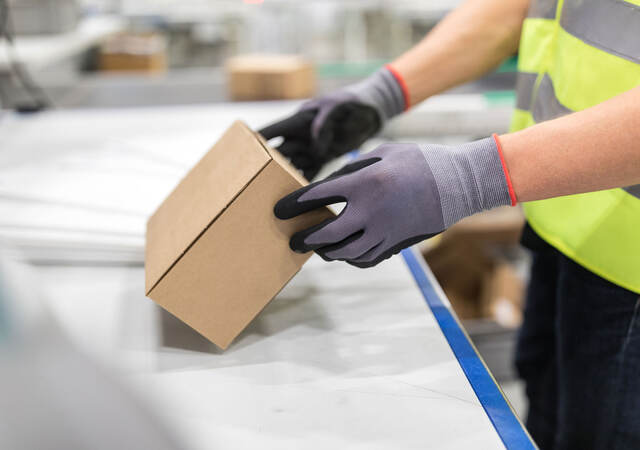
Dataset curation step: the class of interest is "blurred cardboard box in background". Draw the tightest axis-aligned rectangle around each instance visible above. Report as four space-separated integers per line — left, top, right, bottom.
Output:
226 54 315 101
481 262 524 329
99 33 168 73
422 206 526 328
145 121 331 350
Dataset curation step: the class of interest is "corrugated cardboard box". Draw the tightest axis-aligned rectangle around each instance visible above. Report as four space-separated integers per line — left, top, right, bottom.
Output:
481 262 524 328
100 33 167 73
423 239 491 320
145 121 331 350
226 54 315 101
423 232 525 326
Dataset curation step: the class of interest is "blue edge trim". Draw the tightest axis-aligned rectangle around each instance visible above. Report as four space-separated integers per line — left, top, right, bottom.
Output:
402 248 535 450
346 150 532 448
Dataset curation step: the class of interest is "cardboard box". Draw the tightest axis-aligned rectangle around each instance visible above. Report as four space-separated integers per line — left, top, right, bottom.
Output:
226 54 315 101
423 239 492 320
145 121 331 350
481 262 524 329
423 234 525 326
100 33 167 73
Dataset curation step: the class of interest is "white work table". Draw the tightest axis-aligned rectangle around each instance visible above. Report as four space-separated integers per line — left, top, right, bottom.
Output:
0 104 533 449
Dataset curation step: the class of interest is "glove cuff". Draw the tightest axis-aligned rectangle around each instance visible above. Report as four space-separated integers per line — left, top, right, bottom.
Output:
346 67 407 124
421 137 514 228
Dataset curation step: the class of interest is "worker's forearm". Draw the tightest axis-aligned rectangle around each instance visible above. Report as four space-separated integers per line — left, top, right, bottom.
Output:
390 0 530 106
501 86 640 202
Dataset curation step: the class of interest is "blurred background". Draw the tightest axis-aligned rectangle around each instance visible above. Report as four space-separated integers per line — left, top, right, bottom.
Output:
0 1 530 447
0 0 519 109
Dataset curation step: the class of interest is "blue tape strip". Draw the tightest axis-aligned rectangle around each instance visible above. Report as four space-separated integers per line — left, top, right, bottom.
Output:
401 248 535 450
342 150 532 448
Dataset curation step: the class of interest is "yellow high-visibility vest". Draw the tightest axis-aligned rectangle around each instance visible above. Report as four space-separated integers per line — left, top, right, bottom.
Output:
511 0 640 293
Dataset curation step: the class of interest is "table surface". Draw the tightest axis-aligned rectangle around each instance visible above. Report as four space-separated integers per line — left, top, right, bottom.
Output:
0 103 533 449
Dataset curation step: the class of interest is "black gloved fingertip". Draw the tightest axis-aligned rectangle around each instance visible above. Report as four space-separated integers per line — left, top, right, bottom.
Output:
274 201 286 220
315 248 336 262
289 234 310 253
274 194 298 220
316 252 334 262
347 260 373 269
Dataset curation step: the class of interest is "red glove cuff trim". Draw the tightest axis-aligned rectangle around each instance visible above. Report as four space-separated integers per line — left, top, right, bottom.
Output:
385 64 411 111
492 133 517 207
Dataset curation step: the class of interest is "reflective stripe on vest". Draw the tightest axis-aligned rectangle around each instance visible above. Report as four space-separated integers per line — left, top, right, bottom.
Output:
531 74 572 122
528 0 558 19
511 0 640 293
561 0 640 63
625 185 640 200
515 72 537 110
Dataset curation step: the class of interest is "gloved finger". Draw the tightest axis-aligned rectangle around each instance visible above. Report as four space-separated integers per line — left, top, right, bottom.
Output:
315 230 365 261
295 164 321 182
349 233 440 268
324 154 381 180
310 103 335 141
274 157 380 220
347 242 387 268
289 212 363 253
303 207 364 247
318 233 381 261
259 109 316 140
313 102 354 157
275 139 310 159
311 131 333 164
348 258 384 269
312 102 381 161
327 102 380 153
288 217 336 253
268 138 323 180
275 182 346 221
288 153 316 173
300 165 321 182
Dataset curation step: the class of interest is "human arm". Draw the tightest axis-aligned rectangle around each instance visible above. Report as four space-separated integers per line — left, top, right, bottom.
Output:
501 85 640 202
260 0 531 180
391 0 530 105
274 86 640 268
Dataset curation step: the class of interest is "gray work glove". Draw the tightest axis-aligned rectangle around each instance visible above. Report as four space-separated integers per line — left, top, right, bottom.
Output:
259 67 406 180
274 137 516 268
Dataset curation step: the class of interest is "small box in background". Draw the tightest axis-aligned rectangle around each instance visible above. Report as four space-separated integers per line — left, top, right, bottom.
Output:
422 210 528 382
481 262 524 329
226 54 316 101
422 206 526 327
145 121 331 350
99 33 168 73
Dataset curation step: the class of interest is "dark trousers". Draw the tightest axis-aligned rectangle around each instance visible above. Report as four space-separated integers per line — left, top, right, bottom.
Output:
516 224 640 450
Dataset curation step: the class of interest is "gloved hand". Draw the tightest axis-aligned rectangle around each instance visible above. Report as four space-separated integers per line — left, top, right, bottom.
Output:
259 66 407 180
274 136 516 268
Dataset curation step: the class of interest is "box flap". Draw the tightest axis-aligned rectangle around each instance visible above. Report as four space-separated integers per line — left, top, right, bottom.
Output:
145 121 271 294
